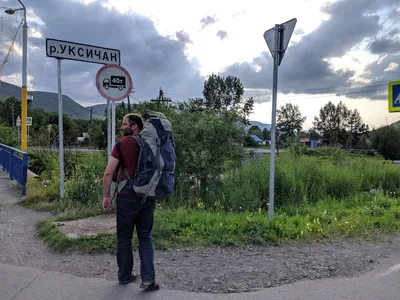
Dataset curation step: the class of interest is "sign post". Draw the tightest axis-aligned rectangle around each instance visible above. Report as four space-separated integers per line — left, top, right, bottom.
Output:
388 80 400 113
16 116 21 147
95 64 132 199
263 18 297 221
107 100 111 159
26 117 32 142
46 38 121 198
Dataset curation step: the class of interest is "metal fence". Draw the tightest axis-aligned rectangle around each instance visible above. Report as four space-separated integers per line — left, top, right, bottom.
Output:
0 143 28 195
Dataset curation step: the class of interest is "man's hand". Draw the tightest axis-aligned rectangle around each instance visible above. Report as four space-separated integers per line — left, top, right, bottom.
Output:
103 196 112 211
102 156 119 211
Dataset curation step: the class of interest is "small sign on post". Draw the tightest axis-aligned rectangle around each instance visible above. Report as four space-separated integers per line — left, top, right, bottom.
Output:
26 117 32 126
16 116 21 127
96 64 133 102
388 80 400 113
96 64 133 153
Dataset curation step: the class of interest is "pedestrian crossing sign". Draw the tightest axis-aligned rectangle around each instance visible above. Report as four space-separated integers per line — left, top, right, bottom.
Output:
388 80 400 113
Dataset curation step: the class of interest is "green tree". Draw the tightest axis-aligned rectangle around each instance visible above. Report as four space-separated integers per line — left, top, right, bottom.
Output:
313 101 348 145
262 128 271 141
248 125 262 137
88 119 106 149
74 118 89 135
277 103 306 143
189 74 254 122
0 123 15 146
0 97 20 133
313 101 368 147
171 109 246 206
345 109 369 149
27 107 50 144
47 113 78 146
371 126 400 160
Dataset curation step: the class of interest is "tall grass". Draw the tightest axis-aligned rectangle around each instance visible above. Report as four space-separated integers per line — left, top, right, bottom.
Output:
64 154 107 205
220 150 400 212
25 147 400 214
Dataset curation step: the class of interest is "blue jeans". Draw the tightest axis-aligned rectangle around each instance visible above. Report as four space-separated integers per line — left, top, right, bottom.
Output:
116 186 156 283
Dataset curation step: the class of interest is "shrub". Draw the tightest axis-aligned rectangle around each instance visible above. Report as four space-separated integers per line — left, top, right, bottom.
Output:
64 154 106 205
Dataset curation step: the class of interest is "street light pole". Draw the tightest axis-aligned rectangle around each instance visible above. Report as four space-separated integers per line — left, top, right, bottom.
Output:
5 1 28 152
19 0 28 152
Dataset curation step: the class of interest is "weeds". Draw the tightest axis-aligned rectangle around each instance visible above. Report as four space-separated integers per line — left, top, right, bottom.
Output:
36 191 400 252
22 147 400 252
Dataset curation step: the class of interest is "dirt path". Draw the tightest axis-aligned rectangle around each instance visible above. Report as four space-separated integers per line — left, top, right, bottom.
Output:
1 173 400 294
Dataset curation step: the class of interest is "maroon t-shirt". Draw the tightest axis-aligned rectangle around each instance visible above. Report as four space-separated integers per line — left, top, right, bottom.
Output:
111 136 139 180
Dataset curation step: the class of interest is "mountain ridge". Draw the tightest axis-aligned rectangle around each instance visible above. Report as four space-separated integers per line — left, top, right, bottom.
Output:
0 80 103 119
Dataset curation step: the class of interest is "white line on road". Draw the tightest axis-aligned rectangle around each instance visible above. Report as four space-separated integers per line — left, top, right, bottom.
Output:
377 263 400 278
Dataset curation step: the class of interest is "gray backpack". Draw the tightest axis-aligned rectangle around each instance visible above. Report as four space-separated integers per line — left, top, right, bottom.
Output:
117 110 176 202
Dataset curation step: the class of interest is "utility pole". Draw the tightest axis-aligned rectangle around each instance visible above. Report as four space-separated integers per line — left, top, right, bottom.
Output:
127 88 135 111
150 87 172 107
127 95 131 111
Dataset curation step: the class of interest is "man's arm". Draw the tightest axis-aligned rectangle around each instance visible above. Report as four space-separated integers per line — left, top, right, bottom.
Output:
102 156 119 198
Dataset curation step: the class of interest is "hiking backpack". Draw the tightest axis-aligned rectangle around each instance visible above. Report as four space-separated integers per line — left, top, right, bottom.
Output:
117 110 176 202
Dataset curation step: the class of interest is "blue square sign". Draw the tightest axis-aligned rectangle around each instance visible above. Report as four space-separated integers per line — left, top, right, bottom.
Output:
388 81 400 113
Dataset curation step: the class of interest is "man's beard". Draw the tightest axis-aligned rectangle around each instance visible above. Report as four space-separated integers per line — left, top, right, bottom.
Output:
123 129 133 136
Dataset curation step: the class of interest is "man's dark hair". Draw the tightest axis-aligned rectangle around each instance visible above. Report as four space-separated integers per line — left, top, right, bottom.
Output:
124 113 144 130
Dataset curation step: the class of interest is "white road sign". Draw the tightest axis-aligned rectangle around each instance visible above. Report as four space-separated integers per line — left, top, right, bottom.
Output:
264 18 297 65
16 116 21 127
46 38 120 65
96 64 132 101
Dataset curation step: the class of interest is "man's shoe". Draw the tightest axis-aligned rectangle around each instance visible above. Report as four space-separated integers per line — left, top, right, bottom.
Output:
119 273 137 285
140 281 160 291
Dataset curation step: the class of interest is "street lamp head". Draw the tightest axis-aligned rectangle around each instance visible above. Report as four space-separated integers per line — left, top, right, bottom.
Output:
5 8 16 15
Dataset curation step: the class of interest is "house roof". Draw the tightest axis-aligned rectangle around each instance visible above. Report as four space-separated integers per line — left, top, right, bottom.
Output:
250 134 263 142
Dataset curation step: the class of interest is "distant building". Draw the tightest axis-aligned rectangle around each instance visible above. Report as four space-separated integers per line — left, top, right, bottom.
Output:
300 138 323 148
250 134 264 144
77 132 89 143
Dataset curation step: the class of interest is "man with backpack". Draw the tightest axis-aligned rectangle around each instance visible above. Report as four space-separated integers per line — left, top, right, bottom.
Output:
102 113 160 291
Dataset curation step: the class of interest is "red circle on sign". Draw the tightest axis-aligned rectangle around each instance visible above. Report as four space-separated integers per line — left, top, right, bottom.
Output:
96 64 133 102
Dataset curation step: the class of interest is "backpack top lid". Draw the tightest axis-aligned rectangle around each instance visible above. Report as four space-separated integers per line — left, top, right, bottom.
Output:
142 109 167 120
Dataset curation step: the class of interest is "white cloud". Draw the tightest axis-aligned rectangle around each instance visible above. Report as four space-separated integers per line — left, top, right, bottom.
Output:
1 0 399 129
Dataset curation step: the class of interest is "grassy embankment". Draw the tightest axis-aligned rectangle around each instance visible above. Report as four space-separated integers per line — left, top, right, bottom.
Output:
21 148 400 253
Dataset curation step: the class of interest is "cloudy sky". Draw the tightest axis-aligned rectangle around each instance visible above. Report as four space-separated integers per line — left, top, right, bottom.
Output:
0 0 399 129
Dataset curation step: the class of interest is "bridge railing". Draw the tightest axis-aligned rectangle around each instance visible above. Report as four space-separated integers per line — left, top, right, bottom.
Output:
0 143 28 195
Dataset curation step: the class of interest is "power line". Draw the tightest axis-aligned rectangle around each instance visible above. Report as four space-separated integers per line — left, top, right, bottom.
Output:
0 19 22 79
244 79 392 96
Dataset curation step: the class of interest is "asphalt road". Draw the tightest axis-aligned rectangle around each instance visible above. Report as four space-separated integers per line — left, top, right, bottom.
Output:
2 252 400 300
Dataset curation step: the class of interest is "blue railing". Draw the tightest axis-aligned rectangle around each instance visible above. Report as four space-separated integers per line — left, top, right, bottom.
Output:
0 143 28 195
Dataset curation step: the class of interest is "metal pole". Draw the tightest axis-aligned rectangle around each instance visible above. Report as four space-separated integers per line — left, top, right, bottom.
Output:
20 2 28 152
107 100 111 159
111 101 116 147
12 103 15 136
269 24 281 222
57 59 64 198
